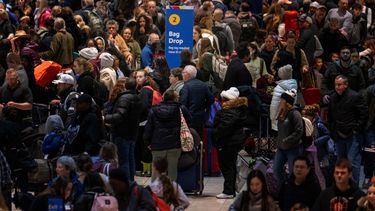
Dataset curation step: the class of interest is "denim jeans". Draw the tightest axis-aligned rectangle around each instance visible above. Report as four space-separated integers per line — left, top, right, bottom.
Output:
364 129 375 179
273 145 303 186
335 134 363 184
112 135 136 181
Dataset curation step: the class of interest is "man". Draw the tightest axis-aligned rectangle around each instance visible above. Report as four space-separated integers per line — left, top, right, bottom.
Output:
0 68 33 127
107 20 132 64
327 75 367 183
297 14 316 66
50 73 76 106
222 10 241 48
109 168 156 211
212 8 234 55
325 0 353 39
313 159 365 211
180 65 214 135
279 156 321 211
6 52 28 88
146 0 165 35
104 77 143 181
141 33 159 69
223 42 252 90
349 3 367 49
321 46 366 100
39 17 74 67
312 4 328 35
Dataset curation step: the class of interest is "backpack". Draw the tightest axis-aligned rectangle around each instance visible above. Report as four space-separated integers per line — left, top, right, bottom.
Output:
42 131 64 156
90 193 118 211
302 116 314 148
143 86 162 106
211 24 229 55
239 16 257 43
210 54 228 90
205 99 222 128
86 10 104 37
92 79 109 108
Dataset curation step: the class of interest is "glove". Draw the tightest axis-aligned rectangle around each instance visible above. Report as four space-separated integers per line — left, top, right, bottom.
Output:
323 95 330 104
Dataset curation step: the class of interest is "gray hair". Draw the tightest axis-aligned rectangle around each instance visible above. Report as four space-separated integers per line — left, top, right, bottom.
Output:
54 17 66 31
184 65 197 78
57 156 77 172
106 19 119 31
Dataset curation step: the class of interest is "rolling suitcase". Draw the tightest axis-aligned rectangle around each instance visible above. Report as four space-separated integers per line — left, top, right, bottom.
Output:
203 128 220 176
177 129 204 195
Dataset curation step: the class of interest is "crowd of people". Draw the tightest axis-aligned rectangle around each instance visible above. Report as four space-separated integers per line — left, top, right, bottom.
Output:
0 0 374 210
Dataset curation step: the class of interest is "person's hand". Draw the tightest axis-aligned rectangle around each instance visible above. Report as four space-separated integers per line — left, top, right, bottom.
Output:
50 99 61 105
6 101 16 108
126 54 133 64
323 95 330 104
302 65 309 73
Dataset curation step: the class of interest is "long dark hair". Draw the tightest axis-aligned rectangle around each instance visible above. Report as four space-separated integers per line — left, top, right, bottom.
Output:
153 157 179 206
243 170 270 211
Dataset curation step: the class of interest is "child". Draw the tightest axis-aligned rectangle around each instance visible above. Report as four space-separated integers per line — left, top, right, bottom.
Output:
149 157 190 210
229 170 279 211
93 142 119 176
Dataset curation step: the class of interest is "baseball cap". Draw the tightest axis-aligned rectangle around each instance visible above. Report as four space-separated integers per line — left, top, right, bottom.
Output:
316 4 327 10
52 74 75 85
298 14 313 24
310 1 319 8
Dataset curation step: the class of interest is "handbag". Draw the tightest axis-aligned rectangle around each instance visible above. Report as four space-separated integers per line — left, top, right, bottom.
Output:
180 109 194 152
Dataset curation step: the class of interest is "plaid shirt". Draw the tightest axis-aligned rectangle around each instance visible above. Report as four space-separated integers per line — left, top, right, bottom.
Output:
0 150 11 189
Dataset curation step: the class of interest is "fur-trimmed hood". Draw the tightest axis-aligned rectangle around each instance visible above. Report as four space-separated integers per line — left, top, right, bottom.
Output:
222 97 248 109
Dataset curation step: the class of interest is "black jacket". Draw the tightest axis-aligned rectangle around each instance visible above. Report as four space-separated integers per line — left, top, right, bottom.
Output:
116 182 156 211
213 97 249 149
328 88 368 139
279 173 321 211
105 89 143 140
276 108 303 150
143 101 191 151
321 61 366 96
180 78 214 129
297 28 315 66
223 58 252 90
312 182 365 211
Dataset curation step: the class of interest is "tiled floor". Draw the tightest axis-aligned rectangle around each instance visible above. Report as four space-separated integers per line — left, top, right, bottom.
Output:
135 176 234 211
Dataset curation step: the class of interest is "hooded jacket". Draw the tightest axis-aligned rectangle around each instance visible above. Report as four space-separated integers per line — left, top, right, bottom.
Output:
143 101 191 150
213 97 249 149
276 107 303 150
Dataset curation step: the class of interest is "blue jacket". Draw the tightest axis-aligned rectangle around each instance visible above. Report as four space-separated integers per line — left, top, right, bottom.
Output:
140 43 153 69
180 78 214 129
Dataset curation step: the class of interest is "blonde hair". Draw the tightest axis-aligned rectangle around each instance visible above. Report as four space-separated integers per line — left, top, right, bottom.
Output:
108 78 126 102
74 57 93 72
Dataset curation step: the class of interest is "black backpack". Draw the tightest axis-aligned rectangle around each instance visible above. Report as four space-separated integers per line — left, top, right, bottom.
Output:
212 25 229 55
92 79 108 108
239 16 257 43
85 10 104 37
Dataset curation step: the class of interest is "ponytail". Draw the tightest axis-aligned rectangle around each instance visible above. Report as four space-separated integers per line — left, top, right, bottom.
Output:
159 174 179 207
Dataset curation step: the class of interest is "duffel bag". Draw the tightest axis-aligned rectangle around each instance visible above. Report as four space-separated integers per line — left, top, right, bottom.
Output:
34 61 62 87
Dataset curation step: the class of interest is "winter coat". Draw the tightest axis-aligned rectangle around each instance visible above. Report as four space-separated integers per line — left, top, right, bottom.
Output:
99 67 117 92
328 88 368 139
141 43 154 69
114 33 131 59
297 28 316 66
39 30 75 67
223 15 241 48
356 196 375 211
166 80 184 96
223 58 253 90
259 48 276 75
104 89 143 140
21 41 41 67
284 10 300 39
127 39 141 70
276 107 303 150
36 8 51 29
349 16 367 46
270 79 298 131
116 182 156 211
180 78 214 130
279 173 321 211
143 101 191 151
318 28 348 62
322 61 366 96
271 48 308 83
229 191 280 211
313 116 334 164
325 8 353 39
213 97 249 149
312 182 365 211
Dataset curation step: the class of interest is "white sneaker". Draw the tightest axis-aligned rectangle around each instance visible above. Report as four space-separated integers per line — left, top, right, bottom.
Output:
216 193 234 199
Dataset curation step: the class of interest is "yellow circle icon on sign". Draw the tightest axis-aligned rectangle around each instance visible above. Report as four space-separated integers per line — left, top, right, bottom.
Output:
169 14 180 25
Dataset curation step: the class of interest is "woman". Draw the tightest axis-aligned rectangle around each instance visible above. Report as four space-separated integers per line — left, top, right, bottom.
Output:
31 176 72 211
270 64 297 131
152 56 171 94
259 34 278 75
357 179 375 211
49 156 84 205
104 78 126 115
94 36 106 53
144 90 191 181
33 0 51 30
213 87 249 199
149 157 190 209
197 37 216 82
193 25 202 47
166 68 184 96
273 89 304 187
193 16 221 60
245 43 271 88
122 27 141 71
229 170 279 211
133 13 161 49
73 57 95 96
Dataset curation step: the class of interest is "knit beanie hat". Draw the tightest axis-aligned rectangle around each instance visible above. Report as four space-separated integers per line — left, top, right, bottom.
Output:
278 64 293 80
221 87 240 100
79 47 98 60
99 52 115 69
281 89 297 105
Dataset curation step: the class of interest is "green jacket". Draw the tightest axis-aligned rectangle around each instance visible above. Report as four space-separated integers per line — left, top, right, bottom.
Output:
40 30 74 67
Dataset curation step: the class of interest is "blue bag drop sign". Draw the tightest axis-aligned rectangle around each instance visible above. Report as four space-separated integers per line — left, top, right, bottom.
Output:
165 6 194 68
